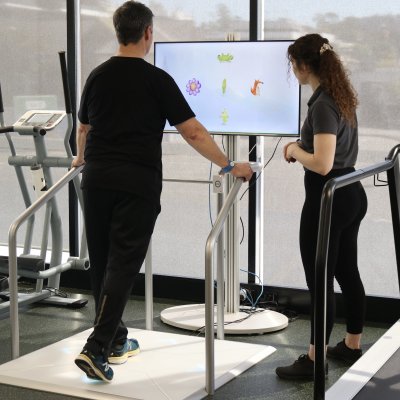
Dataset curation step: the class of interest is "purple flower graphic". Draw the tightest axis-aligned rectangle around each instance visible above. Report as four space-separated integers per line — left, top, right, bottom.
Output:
186 78 201 96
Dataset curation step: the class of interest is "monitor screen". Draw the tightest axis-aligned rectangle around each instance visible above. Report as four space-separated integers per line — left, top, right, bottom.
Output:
154 40 300 136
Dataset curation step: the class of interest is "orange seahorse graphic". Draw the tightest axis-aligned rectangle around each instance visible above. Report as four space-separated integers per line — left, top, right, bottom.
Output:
250 79 264 96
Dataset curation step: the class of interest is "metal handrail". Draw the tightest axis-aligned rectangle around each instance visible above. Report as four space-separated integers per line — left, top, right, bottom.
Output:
205 177 243 395
314 144 400 399
8 165 84 359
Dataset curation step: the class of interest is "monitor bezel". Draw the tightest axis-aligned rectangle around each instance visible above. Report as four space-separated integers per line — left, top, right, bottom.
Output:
154 40 301 137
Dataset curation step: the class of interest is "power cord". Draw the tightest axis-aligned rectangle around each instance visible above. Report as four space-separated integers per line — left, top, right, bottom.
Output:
240 136 282 201
192 307 268 336
238 136 282 244
208 136 283 230
239 269 263 308
374 173 388 186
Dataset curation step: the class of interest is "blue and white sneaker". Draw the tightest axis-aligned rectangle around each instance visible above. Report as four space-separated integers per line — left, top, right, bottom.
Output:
108 338 140 365
75 348 114 382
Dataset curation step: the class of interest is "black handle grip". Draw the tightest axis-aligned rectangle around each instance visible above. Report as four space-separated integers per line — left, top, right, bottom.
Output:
59 51 73 114
0 126 14 134
0 82 4 114
33 126 47 136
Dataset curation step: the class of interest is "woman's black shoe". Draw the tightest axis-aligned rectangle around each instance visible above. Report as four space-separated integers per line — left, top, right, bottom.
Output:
327 339 362 364
276 354 328 380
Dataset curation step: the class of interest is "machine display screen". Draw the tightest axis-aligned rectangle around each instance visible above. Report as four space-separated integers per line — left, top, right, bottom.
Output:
26 113 53 125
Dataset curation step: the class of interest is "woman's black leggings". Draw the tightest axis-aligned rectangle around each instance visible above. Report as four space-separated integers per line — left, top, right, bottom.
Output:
300 168 368 345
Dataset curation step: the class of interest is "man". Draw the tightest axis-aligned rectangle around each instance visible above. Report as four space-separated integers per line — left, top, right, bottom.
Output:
72 0 253 382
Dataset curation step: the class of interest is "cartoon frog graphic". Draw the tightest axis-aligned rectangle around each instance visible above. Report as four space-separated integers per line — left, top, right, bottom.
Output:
217 53 234 62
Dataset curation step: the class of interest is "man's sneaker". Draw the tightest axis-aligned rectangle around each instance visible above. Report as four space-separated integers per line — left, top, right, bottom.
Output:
276 354 328 380
75 349 114 382
108 338 140 365
327 339 362 364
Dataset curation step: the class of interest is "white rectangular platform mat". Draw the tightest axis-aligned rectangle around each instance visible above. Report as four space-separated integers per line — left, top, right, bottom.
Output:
0 328 275 400
326 320 400 400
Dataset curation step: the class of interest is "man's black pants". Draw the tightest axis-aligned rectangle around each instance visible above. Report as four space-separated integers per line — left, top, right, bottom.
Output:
82 188 160 356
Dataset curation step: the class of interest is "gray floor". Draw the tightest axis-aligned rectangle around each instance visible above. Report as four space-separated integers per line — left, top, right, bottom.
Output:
0 289 391 400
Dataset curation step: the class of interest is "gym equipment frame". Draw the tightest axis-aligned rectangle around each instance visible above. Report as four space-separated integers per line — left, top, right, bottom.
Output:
313 143 400 400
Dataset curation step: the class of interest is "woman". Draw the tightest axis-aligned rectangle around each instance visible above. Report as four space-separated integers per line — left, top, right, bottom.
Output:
276 34 368 380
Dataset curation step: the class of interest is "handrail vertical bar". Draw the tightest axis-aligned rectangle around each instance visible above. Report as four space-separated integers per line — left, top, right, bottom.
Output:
205 178 243 395
9 166 83 359
205 239 215 394
386 156 400 293
313 144 400 400
314 181 335 400
145 240 153 330
217 191 225 340
9 224 19 359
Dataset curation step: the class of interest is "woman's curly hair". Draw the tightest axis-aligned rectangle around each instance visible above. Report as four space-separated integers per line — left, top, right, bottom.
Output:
288 33 358 126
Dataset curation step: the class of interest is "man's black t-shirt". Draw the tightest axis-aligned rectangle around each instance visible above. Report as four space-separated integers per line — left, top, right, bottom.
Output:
78 56 195 204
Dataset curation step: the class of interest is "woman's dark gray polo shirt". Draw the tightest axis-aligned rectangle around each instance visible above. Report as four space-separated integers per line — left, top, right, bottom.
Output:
300 86 358 169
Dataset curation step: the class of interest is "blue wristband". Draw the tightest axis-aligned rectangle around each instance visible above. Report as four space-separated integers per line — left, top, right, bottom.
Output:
220 160 235 174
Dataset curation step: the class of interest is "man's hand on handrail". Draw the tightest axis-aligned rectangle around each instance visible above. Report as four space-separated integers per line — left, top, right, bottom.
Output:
71 157 85 168
71 123 91 168
231 162 254 182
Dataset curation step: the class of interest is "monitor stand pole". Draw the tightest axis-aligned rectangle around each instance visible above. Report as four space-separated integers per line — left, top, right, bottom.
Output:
160 134 289 334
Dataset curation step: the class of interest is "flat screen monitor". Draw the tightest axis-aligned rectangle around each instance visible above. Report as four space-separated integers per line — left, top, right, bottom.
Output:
154 40 300 137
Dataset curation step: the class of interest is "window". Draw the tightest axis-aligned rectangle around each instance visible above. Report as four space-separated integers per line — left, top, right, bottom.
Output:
263 0 400 297
0 1 69 253
80 0 250 278
5 1 394 297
